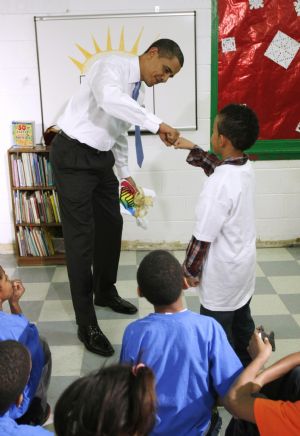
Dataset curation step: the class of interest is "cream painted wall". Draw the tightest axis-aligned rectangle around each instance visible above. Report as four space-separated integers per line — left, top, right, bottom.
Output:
1 0 300 250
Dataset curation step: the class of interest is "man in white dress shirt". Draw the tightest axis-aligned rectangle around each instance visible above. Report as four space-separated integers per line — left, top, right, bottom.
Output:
50 39 184 356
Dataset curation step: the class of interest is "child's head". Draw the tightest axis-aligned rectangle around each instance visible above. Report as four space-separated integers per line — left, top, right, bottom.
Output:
214 104 259 151
0 340 31 415
0 266 13 302
54 364 156 436
137 250 183 306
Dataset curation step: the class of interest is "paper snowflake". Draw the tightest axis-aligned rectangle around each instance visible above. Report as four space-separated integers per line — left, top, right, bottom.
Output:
249 0 264 9
294 0 300 16
264 30 300 69
296 122 300 133
221 37 236 53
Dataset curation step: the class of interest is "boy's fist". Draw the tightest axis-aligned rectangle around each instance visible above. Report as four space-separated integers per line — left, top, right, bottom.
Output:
10 279 25 302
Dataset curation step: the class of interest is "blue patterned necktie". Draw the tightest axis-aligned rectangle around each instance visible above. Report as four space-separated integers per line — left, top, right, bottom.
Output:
132 81 144 168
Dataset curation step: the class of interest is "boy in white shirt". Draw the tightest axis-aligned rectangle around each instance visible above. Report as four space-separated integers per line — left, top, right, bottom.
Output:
174 104 259 366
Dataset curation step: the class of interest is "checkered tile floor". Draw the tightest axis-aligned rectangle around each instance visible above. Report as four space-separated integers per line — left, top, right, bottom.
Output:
1 247 300 434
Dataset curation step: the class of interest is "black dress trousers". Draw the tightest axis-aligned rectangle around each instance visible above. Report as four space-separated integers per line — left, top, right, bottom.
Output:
50 133 123 326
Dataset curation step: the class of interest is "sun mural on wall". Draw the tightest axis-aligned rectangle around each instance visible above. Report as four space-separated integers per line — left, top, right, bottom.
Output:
68 27 144 76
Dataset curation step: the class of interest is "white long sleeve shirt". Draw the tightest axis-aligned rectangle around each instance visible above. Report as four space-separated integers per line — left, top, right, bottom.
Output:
57 53 162 178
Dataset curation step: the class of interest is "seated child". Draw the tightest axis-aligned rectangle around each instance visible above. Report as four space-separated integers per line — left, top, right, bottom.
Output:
223 331 300 435
0 266 51 425
0 340 53 435
120 250 243 435
54 363 156 436
174 104 260 367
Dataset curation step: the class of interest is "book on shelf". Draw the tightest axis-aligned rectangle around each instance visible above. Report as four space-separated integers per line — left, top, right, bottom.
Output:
21 153 33 186
16 156 26 187
16 226 58 257
17 227 45 257
10 152 54 188
12 121 35 148
13 190 61 224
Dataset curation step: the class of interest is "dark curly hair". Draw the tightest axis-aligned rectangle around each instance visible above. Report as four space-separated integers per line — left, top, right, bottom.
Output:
217 104 259 151
0 340 30 415
137 250 183 306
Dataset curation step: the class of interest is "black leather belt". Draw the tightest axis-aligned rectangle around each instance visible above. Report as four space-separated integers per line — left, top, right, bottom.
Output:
58 130 104 154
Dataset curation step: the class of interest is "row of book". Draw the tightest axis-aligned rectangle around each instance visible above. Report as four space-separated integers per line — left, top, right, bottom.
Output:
17 227 56 257
11 152 54 187
14 190 61 224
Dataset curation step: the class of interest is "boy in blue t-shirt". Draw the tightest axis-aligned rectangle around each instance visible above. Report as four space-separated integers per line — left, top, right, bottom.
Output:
0 340 52 435
120 250 243 435
0 266 51 425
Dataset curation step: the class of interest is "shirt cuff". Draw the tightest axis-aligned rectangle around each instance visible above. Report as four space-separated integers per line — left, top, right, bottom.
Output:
182 263 194 278
142 113 162 133
116 165 130 180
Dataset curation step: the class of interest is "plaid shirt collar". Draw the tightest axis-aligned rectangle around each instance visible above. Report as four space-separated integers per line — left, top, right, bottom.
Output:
222 154 248 166
186 147 249 177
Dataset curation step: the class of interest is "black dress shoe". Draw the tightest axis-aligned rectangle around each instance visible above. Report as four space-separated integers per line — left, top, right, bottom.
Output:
78 325 114 356
95 295 138 315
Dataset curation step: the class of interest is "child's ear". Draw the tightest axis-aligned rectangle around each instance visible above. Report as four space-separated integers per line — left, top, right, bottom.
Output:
218 134 226 148
137 286 143 298
16 393 23 408
182 277 189 290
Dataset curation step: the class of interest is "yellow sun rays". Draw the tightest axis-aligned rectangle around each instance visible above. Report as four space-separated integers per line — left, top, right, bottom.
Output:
69 27 144 74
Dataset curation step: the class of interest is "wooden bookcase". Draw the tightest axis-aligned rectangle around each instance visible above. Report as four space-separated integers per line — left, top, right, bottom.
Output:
8 146 65 266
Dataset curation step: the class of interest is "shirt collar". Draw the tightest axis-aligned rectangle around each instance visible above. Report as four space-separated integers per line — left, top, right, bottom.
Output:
222 154 248 165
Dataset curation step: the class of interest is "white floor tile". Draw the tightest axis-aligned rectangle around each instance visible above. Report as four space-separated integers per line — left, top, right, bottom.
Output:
267 339 300 365
99 319 134 344
256 248 294 261
138 309 153 319
50 345 84 376
256 263 265 277
292 314 300 328
251 294 290 315
119 251 137 265
21 282 49 301
268 276 300 294
39 300 75 321
116 280 138 298
173 250 186 262
138 297 153 310
51 266 68 282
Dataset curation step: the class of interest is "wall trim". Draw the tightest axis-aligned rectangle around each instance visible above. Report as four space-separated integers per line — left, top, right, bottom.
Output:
2 239 300 256
0 243 15 254
122 239 300 250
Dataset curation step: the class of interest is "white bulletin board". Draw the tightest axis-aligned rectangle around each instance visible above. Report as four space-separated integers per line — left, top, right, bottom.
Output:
34 12 197 131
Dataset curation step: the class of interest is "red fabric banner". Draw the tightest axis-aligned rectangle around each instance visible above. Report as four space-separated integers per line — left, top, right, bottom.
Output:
218 0 300 139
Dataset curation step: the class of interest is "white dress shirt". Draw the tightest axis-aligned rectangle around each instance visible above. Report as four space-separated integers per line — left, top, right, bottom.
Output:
57 53 162 178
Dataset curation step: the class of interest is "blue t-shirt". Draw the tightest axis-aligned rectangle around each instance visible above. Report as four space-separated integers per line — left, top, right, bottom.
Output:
0 311 44 419
120 310 243 436
0 412 53 436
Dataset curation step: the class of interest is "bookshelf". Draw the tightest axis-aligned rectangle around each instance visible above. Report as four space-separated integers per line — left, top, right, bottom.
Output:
8 146 65 266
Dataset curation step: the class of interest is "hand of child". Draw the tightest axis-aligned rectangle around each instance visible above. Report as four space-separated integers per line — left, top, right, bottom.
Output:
173 137 196 150
247 331 272 362
9 279 25 304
